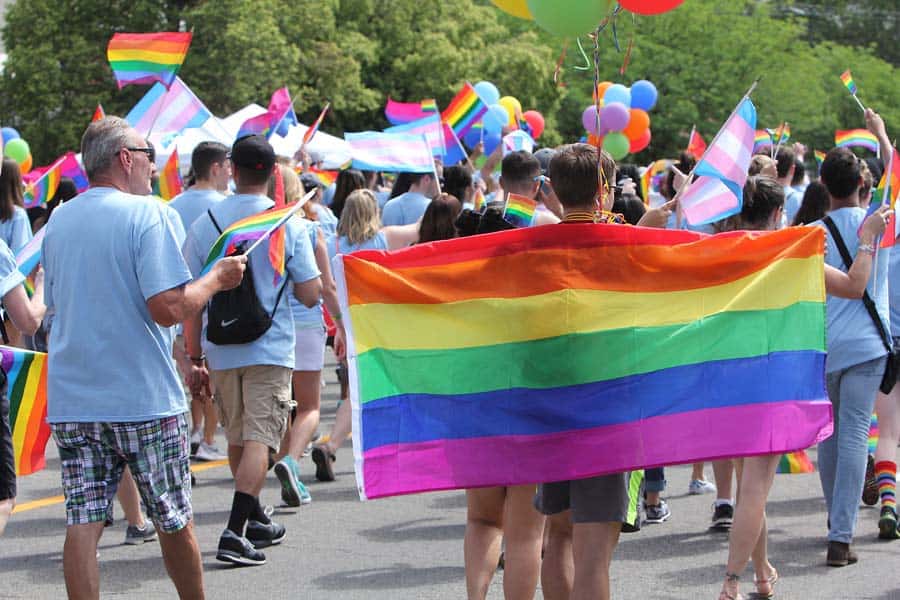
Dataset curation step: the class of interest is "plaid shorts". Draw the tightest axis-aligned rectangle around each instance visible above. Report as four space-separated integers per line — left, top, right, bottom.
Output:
51 414 192 532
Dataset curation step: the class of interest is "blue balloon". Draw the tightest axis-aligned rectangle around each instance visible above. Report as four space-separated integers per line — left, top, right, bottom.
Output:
482 104 509 135
603 84 631 108
463 126 483 149
483 131 502 155
630 80 658 111
474 81 501 106
1 127 20 146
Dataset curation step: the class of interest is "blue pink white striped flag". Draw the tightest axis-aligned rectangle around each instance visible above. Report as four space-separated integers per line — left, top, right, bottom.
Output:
345 132 434 173
385 115 465 167
237 87 294 140
125 76 213 136
681 98 757 225
503 130 535 155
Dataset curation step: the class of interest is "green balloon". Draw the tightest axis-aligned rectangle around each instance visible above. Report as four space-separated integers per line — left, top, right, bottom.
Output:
602 132 630 160
4 138 30 164
526 0 610 37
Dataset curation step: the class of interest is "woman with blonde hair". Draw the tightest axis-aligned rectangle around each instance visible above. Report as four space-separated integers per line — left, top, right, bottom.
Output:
0 159 32 253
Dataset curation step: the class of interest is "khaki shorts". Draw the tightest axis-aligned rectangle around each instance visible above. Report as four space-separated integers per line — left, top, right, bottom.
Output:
211 365 292 450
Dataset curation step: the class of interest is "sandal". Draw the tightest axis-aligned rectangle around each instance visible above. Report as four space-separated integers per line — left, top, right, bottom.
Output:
311 445 337 482
751 567 778 599
718 572 743 600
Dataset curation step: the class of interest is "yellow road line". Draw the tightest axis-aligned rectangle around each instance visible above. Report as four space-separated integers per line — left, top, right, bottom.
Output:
12 459 230 514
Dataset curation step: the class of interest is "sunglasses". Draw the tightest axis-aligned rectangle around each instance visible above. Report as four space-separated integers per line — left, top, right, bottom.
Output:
127 146 156 163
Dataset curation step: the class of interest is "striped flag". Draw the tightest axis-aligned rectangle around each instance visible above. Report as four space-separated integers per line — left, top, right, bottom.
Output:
503 130 535 155
814 150 826 172
301 102 330 147
840 70 858 95
385 97 438 126
345 132 434 173
686 127 706 160
386 114 444 156
503 193 537 227
125 76 213 137
58 152 89 193
237 87 293 140
681 97 757 226
107 32 192 89
24 160 62 209
753 130 771 152
1 346 50 476
92 104 106 122
442 82 488 139
15 226 45 278
834 129 879 153
156 151 183 201
868 146 899 248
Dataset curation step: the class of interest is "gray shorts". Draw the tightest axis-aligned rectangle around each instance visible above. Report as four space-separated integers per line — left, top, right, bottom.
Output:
534 471 644 531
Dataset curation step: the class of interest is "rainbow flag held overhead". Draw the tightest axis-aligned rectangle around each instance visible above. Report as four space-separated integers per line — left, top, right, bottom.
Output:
776 449 816 474
1 346 50 476
385 97 439 126
125 76 213 137
92 104 106 122
835 129 878 153
503 193 538 227
106 32 192 89
442 82 489 139
306 166 339 188
766 123 790 146
814 150 826 172
334 225 832 499
840 70 858 95
472 188 486 212
868 147 900 248
301 102 330 147
753 130 772 152
24 161 61 209
640 159 671 205
157 151 183 201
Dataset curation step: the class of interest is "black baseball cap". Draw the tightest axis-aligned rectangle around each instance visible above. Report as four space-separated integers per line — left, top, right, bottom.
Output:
299 173 324 191
230 135 275 172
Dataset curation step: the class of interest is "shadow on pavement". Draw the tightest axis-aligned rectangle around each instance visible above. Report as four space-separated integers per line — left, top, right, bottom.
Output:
311 564 465 590
359 518 465 543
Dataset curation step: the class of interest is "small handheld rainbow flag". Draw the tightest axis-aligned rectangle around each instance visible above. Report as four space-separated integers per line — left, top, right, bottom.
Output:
472 188 486 212
1 346 50 476
753 130 772 152
835 129 878 153
640 159 671 205
157 151 183 201
106 32 192 89
503 193 537 227
840 69 865 112
24 161 61 209
766 123 790 146
308 166 339 187
302 102 331 147
92 104 106 122
814 150 826 172
776 449 815 474
441 82 488 139
872 147 899 248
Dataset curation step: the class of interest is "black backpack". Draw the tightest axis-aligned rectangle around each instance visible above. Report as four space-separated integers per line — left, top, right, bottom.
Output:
205 209 287 345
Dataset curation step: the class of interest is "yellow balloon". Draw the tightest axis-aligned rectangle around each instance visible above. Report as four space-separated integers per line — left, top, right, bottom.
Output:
499 96 522 126
490 0 533 20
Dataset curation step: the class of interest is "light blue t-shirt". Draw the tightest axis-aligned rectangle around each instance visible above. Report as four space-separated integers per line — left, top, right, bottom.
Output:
44 187 193 423
326 231 388 261
665 211 715 234
183 194 320 371
889 243 900 338
784 186 803 226
290 220 324 329
0 238 25 299
168 188 224 232
381 192 431 226
375 190 391 210
312 203 338 237
0 206 33 254
816 206 890 373
161 202 187 339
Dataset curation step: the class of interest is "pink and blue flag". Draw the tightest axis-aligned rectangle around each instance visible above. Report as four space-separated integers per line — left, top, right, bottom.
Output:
345 132 434 173
681 98 757 225
385 98 438 126
385 115 465 166
237 87 294 140
125 76 212 137
503 130 535 155
16 226 45 277
58 152 89 193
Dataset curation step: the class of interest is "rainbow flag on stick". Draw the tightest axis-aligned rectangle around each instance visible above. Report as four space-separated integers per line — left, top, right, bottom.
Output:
776 449 816 474
385 97 438 126
442 82 488 139
753 130 772 152
107 32 192 89
157 151 183 201
301 102 330 147
1 346 50 476
814 150 826 172
840 69 865 112
92 104 105 122
869 146 899 248
24 161 61 209
503 193 537 227
334 225 832 499
686 127 706 160
835 129 878 153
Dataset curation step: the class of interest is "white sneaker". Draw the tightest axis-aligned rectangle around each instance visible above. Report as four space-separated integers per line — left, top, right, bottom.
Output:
688 479 717 495
189 429 203 456
194 442 226 461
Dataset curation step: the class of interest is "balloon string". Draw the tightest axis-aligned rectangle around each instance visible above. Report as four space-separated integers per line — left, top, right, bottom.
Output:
573 37 592 71
619 11 636 75
553 41 569 87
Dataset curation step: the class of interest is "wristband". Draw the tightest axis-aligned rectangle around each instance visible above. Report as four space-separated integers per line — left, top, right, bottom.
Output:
857 243 876 256
332 312 343 322
189 354 206 364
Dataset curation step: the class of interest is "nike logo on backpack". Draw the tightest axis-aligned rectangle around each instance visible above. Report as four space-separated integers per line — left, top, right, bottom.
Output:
221 318 239 327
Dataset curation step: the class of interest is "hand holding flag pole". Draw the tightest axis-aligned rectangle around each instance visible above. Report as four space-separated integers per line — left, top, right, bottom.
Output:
243 190 315 257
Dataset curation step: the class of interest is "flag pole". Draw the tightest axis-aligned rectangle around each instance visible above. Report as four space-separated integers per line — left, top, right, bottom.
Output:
850 93 866 114
243 190 315 257
686 124 696 155
674 80 759 227
772 121 789 160
426 134 442 196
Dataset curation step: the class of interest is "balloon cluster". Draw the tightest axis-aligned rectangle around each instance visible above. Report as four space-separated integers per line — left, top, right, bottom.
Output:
581 80 657 160
1 127 32 173
461 81 545 155
491 0 684 37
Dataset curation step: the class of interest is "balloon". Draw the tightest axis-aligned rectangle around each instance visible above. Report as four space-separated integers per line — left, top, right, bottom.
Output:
522 110 545 139
20 154 32 174
629 129 651 153
4 138 30 164
1 127 20 146
474 81 501 106
490 0 533 19
593 81 613 103
498 96 522 126
602 132 630 160
483 104 510 134
582 106 601 135
526 0 610 37
483 130 502 155
619 0 684 15
600 102 630 132
630 80 658 111
587 134 603 148
622 109 651 140
603 84 631 107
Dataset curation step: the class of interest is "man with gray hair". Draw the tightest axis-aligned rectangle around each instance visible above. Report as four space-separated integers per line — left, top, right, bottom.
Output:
42 117 247 599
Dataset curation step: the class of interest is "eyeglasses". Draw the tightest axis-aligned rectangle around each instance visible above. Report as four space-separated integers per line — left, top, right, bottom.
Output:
126 147 155 162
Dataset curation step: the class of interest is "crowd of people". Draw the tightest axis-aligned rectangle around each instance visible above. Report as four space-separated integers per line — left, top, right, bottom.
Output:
0 104 897 600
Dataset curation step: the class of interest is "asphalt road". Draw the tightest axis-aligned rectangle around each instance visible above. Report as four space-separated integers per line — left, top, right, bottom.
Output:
3 361 899 599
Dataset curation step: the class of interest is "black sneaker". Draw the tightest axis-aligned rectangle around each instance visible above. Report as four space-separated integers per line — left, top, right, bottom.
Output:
245 519 286 549
216 529 266 566
644 499 671 524
711 503 734 530
878 506 900 540
862 454 879 506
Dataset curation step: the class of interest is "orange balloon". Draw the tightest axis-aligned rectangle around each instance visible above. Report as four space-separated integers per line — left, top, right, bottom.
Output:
587 134 603 148
20 154 32 174
622 109 650 140
593 81 613 102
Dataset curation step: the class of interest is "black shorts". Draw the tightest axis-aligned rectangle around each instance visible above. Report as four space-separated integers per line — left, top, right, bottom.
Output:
534 471 644 531
0 392 16 501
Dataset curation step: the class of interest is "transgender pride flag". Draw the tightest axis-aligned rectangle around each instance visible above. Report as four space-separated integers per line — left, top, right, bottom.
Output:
345 132 434 173
125 76 213 136
681 97 757 226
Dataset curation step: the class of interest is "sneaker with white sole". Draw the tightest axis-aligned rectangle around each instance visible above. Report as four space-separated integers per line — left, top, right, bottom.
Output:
217 529 266 566
688 479 717 495
194 442 226 462
189 429 202 457
711 502 734 530
124 522 158 545
245 519 286 549
275 456 311 507
644 500 671 524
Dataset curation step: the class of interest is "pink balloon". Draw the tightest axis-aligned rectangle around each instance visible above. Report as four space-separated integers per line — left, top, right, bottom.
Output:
600 102 629 132
582 106 600 135
523 110 545 139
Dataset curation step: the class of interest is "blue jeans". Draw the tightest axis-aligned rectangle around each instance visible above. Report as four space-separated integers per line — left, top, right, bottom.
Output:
645 468 666 493
818 356 883 544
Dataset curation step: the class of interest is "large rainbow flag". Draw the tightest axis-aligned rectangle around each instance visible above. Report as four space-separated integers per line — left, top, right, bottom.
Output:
334 225 833 499
1 346 50 476
835 129 878 153
106 32 192 89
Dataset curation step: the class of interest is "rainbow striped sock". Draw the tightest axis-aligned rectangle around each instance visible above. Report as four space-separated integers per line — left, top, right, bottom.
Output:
876 461 897 511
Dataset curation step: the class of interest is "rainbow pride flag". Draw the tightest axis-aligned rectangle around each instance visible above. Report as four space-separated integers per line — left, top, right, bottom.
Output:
301 102 330 147
472 188 486 212
1 346 50 476
753 130 771 152
307 166 339 187
24 162 61 209
334 225 832 499
157 151 183 201
503 193 537 227
776 449 816 474
766 123 790 146
835 129 878 153
106 32 192 89
640 159 671 205
200 205 297 281
870 147 899 248
442 82 488 139
385 97 439 126
814 150 826 171
840 69 857 95
92 104 105 122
